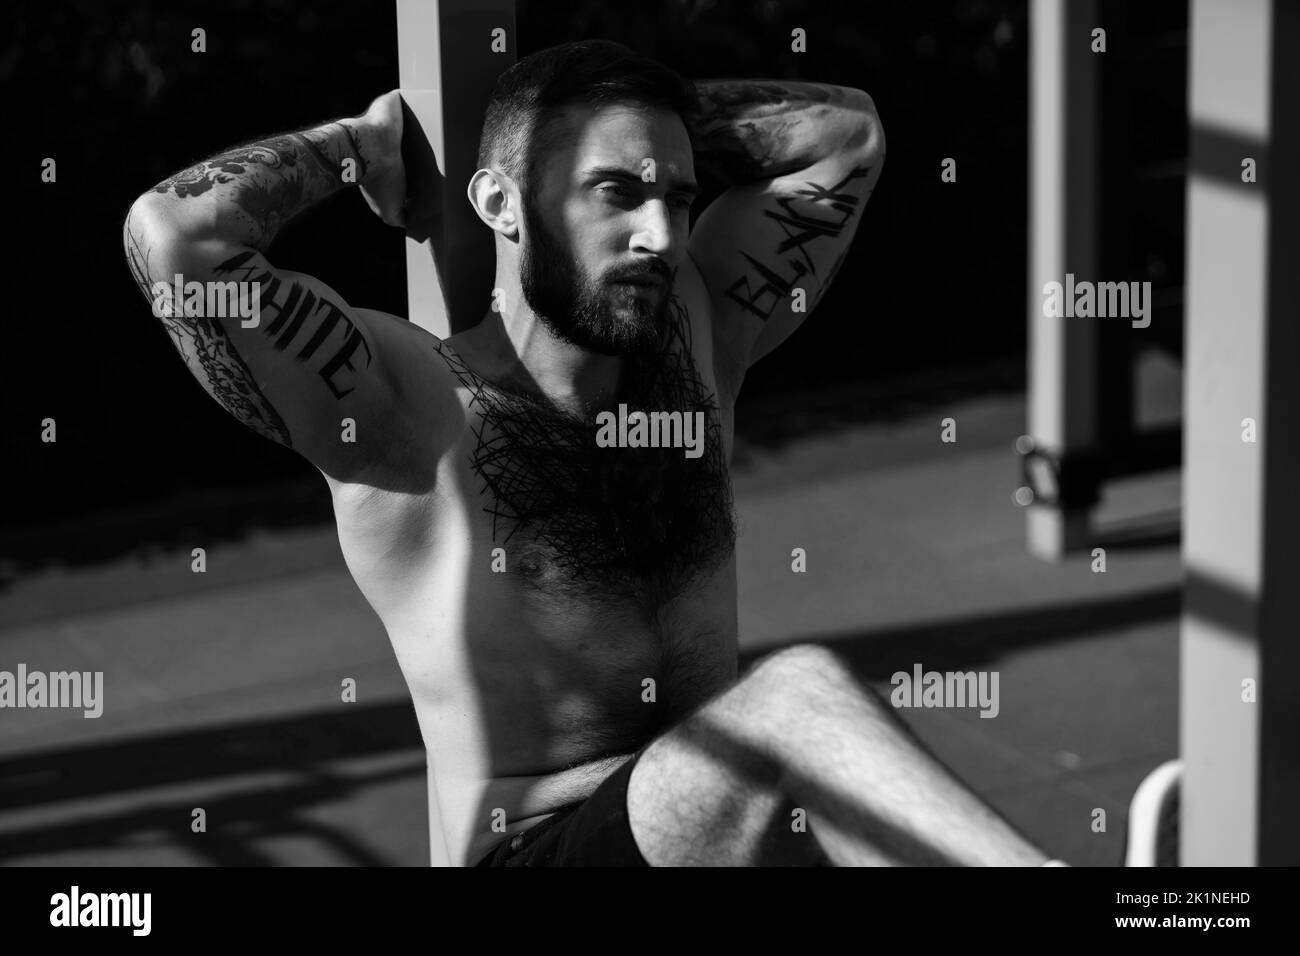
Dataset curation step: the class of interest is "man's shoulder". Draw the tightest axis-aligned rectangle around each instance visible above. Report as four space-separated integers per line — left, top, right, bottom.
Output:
338 308 467 482
355 309 461 407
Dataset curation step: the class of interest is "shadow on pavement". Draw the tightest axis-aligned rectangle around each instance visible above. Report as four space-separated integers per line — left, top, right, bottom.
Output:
741 586 1181 678
1 583 1178 866
0 699 423 866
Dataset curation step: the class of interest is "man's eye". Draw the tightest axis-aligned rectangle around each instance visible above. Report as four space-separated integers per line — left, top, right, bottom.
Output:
599 183 635 200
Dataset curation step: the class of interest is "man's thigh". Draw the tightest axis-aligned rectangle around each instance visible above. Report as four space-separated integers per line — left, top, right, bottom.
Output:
477 648 833 866
475 746 818 866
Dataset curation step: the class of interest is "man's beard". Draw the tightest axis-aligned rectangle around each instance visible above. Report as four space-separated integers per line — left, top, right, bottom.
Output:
519 198 672 356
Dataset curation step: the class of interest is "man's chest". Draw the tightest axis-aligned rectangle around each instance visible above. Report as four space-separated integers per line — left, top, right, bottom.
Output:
450 349 737 616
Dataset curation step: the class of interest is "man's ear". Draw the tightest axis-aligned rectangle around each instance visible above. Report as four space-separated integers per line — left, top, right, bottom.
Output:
467 168 520 239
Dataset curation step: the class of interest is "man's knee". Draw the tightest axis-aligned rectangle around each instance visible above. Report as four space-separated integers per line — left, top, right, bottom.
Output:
747 643 852 694
706 644 855 746
742 643 894 734
658 643 870 783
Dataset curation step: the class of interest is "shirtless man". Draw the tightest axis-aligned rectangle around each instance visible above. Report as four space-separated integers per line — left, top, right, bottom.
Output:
123 40 1057 867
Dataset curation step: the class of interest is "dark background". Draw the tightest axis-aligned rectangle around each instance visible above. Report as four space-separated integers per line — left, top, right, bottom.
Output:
1 0 1185 569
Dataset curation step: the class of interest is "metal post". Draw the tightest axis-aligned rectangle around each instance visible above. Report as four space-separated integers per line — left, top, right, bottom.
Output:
1025 0 1102 560
396 0 517 865
1182 0 1300 865
397 0 516 338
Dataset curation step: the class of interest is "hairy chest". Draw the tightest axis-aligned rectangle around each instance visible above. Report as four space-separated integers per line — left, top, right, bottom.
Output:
438 323 736 617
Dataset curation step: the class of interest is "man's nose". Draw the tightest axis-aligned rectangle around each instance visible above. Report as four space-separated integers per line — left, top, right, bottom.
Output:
629 199 677 259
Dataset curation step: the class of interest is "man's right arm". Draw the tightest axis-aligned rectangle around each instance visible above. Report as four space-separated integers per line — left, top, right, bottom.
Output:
122 92 454 483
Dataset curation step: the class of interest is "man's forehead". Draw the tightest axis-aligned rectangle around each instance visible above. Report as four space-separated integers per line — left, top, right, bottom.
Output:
553 102 694 175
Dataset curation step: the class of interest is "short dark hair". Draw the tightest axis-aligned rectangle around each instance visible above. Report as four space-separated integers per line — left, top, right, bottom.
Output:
476 40 698 195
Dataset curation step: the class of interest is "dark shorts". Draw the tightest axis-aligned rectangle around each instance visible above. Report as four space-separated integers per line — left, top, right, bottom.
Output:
474 753 650 867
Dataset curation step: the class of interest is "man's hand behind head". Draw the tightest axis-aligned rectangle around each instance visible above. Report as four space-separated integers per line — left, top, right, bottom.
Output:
347 90 413 236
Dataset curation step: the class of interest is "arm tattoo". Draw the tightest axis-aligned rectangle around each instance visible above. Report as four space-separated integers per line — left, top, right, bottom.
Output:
122 216 153 301
691 80 865 185
214 251 374 399
123 215 375 442
723 164 873 321
151 124 360 248
160 311 294 446
335 122 368 179
125 213 292 444
128 119 377 444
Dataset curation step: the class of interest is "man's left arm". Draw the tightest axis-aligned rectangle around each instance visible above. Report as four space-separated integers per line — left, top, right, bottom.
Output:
686 80 884 400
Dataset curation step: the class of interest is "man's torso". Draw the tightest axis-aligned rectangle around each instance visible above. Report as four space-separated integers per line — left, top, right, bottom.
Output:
324 268 740 864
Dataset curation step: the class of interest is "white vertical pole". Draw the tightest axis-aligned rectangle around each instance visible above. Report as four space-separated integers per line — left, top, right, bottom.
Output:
1026 0 1101 560
397 0 516 338
1183 0 1300 866
396 0 516 866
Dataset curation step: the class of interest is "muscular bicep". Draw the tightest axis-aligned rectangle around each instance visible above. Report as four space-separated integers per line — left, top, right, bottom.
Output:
123 196 420 480
690 137 883 396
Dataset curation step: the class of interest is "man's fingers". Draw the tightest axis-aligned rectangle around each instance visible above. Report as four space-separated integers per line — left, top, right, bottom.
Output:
359 188 405 230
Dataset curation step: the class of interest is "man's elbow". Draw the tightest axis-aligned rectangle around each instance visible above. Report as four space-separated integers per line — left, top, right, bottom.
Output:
125 191 182 237
122 195 213 301
125 189 218 249
841 88 885 165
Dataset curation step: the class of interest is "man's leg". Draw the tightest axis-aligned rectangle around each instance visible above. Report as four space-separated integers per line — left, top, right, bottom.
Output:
627 644 1052 866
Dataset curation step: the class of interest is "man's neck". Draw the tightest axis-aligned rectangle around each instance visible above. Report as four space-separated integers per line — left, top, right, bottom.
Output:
455 310 625 417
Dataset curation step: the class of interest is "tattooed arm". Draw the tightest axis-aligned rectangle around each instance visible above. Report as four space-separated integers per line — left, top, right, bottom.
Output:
122 91 455 481
685 80 884 400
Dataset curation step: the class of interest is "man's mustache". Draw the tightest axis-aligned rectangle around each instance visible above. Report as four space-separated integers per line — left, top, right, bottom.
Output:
607 261 673 283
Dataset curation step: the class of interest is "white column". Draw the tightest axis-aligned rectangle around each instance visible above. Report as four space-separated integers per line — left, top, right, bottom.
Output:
1182 0 1300 865
1026 0 1101 560
397 0 516 338
397 0 517 866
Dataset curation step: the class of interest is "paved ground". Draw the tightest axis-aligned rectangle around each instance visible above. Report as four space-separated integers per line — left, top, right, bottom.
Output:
0 357 1183 867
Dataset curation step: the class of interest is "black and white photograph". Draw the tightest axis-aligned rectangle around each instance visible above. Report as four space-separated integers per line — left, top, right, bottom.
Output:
1 0 1294 932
